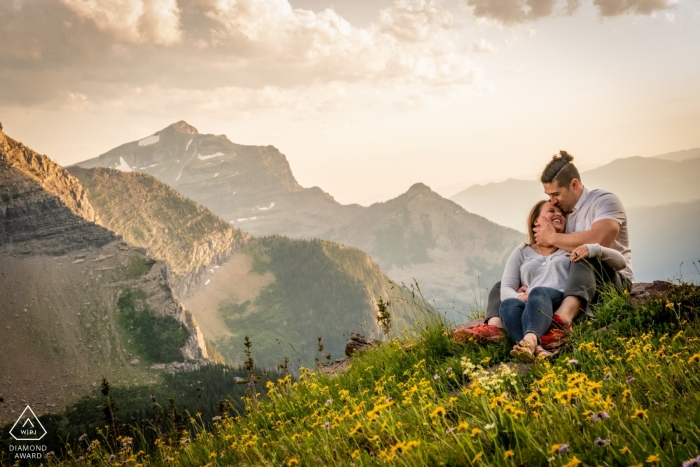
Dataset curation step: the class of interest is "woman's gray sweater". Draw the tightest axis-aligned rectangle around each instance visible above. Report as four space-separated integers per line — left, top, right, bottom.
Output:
500 243 626 301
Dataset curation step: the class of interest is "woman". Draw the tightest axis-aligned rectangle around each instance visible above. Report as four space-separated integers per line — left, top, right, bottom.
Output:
500 200 626 362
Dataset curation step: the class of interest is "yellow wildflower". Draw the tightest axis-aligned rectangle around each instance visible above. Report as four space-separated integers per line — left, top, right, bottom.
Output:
457 422 469 431
351 450 360 459
472 452 483 463
349 423 363 435
563 456 582 467
286 460 299 466
619 446 630 454
470 428 482 437
430 406 446 417
646 454 660 463
550 444 561 454
630 409 648 419
688 353 700 363
504 450 514 459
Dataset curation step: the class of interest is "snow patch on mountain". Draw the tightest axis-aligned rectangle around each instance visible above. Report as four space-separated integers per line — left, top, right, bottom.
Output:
138 135 160 146
258 202 275 211
198 152 224 160
186 139 193 151
115 157 133 172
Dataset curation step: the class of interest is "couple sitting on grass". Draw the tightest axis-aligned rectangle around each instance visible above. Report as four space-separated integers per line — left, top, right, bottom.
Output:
459 151 634 361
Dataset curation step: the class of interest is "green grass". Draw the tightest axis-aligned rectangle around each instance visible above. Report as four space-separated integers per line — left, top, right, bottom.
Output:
20 283 700 466
124 257 157 279
117 288 188 363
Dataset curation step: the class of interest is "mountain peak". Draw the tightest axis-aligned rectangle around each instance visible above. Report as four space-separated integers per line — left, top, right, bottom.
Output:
163 121 198 135
406 182 433 194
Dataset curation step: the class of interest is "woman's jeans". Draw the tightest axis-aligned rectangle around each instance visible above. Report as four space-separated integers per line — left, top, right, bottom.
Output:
499 287 564 344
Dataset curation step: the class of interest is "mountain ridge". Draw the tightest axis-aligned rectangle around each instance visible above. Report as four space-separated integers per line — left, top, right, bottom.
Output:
74 122 525 313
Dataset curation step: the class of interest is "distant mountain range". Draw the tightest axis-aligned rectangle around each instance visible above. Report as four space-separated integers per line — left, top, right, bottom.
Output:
448 151 700 283
75 122 525 314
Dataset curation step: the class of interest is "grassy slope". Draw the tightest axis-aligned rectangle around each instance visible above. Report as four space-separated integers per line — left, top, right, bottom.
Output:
39 283 700 466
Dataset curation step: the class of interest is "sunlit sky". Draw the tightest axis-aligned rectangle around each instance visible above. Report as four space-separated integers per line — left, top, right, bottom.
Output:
2 0 699 205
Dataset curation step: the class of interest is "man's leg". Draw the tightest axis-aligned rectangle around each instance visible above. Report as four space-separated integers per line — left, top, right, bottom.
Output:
485 281 503 328
555 260 596 324
556 258 623 323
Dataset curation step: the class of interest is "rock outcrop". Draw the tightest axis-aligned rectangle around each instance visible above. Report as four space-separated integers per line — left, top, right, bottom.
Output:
0 127 211 424
0 131 115 253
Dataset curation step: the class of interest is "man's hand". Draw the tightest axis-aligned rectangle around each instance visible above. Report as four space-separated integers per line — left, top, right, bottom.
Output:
570 245 590 263
533 216 556 248
517 293 528 302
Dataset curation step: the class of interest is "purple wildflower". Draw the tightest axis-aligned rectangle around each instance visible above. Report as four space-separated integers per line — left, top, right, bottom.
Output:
446 427 455 434
108 454 116 463
77 456 85 462
594 438 610 447
325 398 333 406
558 444 570 454
45 451 55 459
433 374 440 380
323 421 330 430
567 359 578 365
78 433 88 442
591 411 610 422
446 367 453 374
682 460 696 467
603 372 611 380
626 377 635 383
386 396 393 403
180 438 190 445
164 457 171 462
212 415 222 421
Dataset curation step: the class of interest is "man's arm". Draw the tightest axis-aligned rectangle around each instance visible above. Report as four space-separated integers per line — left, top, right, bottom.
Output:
534 218 620 251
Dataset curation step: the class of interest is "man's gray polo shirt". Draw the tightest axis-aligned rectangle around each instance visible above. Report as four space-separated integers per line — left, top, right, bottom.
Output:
565 187 634 282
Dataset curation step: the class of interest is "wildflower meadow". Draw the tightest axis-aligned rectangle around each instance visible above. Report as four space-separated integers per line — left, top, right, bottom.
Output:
22 283 700 466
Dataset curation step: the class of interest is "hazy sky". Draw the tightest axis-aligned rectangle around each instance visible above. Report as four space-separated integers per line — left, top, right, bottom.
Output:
2 0 699 204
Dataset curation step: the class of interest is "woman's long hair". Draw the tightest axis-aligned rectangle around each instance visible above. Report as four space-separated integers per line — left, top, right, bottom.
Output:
526 200 548 246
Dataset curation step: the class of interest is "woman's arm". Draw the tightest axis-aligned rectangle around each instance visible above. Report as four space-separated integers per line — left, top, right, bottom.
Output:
571 243 626 271
501 246 525 301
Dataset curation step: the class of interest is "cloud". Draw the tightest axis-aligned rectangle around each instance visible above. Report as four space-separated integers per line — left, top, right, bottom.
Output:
472 38 497 52
0 0 480 114
59 0 183 44
461 0 676 24
378 0 455 42
592 0 677 16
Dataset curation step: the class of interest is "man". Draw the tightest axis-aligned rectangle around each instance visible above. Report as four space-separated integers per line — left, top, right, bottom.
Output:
458 151 634 346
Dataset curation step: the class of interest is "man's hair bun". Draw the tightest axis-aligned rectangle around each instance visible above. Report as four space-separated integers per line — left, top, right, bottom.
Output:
541 150 580 185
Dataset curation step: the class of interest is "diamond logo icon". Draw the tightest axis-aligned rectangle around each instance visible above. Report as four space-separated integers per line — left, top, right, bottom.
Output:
9 406 47 441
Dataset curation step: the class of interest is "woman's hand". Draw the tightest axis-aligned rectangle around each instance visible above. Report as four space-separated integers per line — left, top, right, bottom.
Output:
516 285 528 301
570 245 590 263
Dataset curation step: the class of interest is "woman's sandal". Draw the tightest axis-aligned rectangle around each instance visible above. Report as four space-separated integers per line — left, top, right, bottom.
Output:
535 346 558 360
510 340 536 363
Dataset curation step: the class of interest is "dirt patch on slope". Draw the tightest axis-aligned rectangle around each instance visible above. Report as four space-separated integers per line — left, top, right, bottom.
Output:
182 251 274 341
